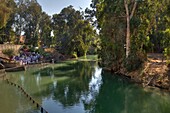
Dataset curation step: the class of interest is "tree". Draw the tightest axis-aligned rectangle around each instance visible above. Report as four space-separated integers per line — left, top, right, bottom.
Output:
91 0 126 71
24 0 42 46
14 0 28 37
52 6 96 57
0 0 12 28
39 12 52 47
0 0 16 43
147 0 170 53
73 20 95 57
91 0 170 71
14 0 42 46
124 0 137 57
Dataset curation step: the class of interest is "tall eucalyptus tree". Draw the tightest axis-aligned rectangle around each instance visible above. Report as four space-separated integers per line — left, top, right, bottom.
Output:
52 6 96 57
91 0 170 71
0 0 16 43
0 0 13 28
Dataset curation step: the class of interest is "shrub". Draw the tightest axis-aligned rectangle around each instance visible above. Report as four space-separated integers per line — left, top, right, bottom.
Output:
72 52 78 59
124 52 146 72
164 47 170 65
2 48 15 59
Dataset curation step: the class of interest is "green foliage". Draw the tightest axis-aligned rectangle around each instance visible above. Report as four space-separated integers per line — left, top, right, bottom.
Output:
0 0 16 43
91 0 170 71
2 48 15 59
72 52 78 59
162 28 170 65
92 0 126 70
124 52 146 71
52 6 96 57
144 0 170 53
14 0 43 46
39 12 52 47
164 48 170 64
33 47 50 59
0 0 13 28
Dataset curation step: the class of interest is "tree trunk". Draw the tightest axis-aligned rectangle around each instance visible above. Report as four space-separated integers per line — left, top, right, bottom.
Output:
124 0 137 58
84 49 87 58
35 16 41 48
124 0 130 57
126 17 130 57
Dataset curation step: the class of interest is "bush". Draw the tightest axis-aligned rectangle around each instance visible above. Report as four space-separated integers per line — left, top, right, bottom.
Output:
124 52 146 71
2 48 15 59
36 47 45 55
72 52 78 59
164 47 170 65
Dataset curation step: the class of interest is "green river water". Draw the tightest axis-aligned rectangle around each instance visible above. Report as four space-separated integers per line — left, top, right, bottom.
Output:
1 60 170 113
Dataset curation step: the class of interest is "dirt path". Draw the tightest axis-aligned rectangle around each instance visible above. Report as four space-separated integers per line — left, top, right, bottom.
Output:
126 53 170 90
146 53 167 75
141 53 169 89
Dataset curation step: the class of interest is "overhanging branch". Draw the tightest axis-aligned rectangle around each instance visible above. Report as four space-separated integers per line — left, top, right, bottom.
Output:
130 1 137 19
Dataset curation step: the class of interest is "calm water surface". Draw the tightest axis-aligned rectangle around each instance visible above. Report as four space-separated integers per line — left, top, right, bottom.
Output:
1 60 170 113
0 81 39 113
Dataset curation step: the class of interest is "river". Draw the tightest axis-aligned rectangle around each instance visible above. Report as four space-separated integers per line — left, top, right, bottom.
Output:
1 60 170 113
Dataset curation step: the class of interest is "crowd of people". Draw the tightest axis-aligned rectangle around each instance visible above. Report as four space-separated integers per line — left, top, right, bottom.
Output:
13 52 42 65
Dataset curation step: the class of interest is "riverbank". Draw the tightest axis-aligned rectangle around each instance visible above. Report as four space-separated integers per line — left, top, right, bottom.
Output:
123 53 170 91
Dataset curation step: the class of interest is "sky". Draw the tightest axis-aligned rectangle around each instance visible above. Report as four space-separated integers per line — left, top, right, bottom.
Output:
36 0 92 16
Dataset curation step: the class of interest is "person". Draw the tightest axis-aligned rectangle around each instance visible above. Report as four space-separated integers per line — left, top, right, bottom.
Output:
0 58 4 64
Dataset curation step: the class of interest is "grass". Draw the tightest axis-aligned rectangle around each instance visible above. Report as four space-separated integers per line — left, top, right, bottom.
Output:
78 55 98 61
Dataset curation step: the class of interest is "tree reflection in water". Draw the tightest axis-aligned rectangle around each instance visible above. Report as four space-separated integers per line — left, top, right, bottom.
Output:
27 61 102 109
52 61 102 107
6 61 170 113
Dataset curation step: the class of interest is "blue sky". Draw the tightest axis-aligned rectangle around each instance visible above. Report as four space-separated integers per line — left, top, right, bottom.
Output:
37 0 91 16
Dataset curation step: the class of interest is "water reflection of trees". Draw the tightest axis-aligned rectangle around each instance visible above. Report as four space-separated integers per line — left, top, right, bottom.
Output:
32 61 103 108
52 61 101 107
92 72 170 113
8 61 170 113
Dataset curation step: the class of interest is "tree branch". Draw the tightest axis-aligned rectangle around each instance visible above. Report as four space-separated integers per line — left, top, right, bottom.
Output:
124 0 129 17
130 1 137 19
